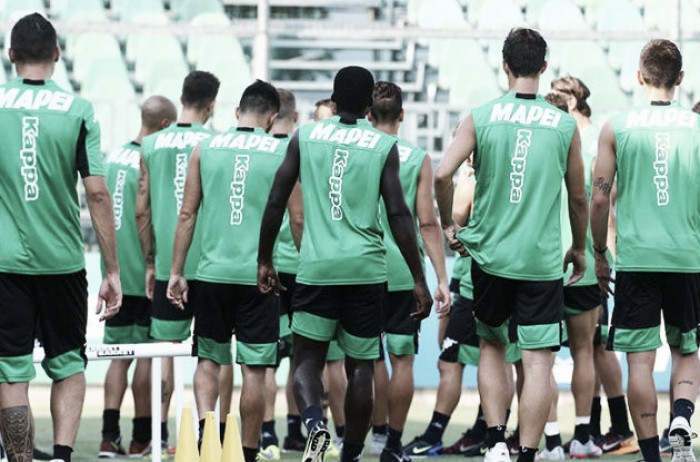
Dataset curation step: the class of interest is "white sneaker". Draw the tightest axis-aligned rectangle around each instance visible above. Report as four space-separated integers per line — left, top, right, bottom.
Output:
484 442 511 462
670 416 698 462
569 439 602 459
537 445 565 460
371 433 388 456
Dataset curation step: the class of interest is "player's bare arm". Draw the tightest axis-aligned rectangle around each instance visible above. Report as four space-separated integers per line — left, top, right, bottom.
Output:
590 121 617 296
288 181 303 250
434 115 476 255
84 175 122 321
451 168 475 227
381 143 432 320
563 126 588 285
135 155 156 299
415 156 451 316
167 145 203 310
258 131 300 294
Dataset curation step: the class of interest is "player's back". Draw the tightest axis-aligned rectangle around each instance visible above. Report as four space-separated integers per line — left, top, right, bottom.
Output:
613 102 700 272
296 116 397 286
197 127 288 284
460 92 577 281
0 77 102 274
141 123 214 280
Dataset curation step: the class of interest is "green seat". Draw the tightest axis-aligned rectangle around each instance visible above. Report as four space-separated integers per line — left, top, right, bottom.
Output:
142 58 190 97
92 100 140 153
449 80 503 108
550 40 607 76
3 0 45 19
537 0 588 31
132 34 185 83
70 33 122 83
595 0 643 31
112 0 165 21
81 57 132 96
577 65 629 112
52 0 105 20
175 0 224 21
477 0 525 69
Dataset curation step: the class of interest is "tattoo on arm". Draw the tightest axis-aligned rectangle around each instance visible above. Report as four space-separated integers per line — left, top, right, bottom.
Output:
593 177 612 197
0 405 33 462
640 412 656 419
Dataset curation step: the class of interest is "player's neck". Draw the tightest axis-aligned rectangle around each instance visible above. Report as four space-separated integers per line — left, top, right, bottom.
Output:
508 75 539 95
372 121 400 136
643 85 675 103
270 119 294 136
178 107 208 125
15 62 54 81
572 112 592 129
238 113 270 131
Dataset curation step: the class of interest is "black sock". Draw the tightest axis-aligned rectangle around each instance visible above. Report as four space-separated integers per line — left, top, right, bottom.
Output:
574 424 590 444
341 441 364 462
198 419 205 443
161 421 169 443
673 398 695 423
516 446 537 462
335 424 345 439
287 414 303 438
423 411 450 444
638 436 662 462
373 424 387 435
102 409 120 440
485 426 506 449
545 434 562 451
608 396 631 435
387 427 403 451
220 422 226 443
132 417 152 444
670 412 674 429
590 397 602 437
262 420 279 446
53 444 73 462
243 446 258 462
301 405 324 432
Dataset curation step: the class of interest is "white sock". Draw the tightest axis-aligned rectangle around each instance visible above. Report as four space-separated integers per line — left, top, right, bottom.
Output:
575 415 591 425
544 421 560 436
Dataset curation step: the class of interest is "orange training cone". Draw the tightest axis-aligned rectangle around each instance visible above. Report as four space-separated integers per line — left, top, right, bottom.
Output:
200 411 222 462
174 407 200 462
221 413 244 462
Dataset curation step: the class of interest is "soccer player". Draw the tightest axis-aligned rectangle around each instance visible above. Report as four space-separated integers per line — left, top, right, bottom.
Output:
0 13 121 462
590 39 700 462
168 79 283 462
98 96 177 458
366 81 451 462
257 66 432 462
434 28 588 462
135 70 231 451
314 98 336 121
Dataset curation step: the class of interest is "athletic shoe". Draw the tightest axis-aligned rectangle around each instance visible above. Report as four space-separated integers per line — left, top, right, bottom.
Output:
669 416 697 462
598 430 638 455
301 421 331 462
380 447 412 462
661 427 673 455
484 442 511 462
403 436 443 457
569 439 603 459
33 447 53 460
284 434 308 452
259 444 281 460
505 434 520 455
128 440 151 458
99 436 127 458
371 433 389 456
326 438 342 459
440 430 484 456
536 446 565 460
161 440 176 458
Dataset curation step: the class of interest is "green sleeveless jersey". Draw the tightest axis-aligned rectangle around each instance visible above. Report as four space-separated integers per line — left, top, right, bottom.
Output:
296 116 396 285
381 138 426 291
101 141 146 295
197 127 287 284
452 254 468 281
458 255 473 300
560 123 601 286
272 134 299 275
0 78 103 275
458 93 577 281
612 102 700 272
141 123 214 280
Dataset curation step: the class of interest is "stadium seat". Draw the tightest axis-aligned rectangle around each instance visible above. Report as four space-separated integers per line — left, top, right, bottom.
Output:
131 34 186 83
146 78 183 107
80 57 131 95
449 79 503 108
476 0 524 31
175 0 224 21
81 76 136 103
70 33 123 83
682 43 700 99
550 40 607 75
536 0 588 31
595 0 644 31
538 64 558 95
111 0 165 21
142 57 190 97
52 0 105 20
434 39 485 89
577 65 629 112
92 100 141 153
2 0 45 20
52 58 72 91
186 13 247 69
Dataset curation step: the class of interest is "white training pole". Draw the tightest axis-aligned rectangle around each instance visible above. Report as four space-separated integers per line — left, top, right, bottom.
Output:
151 357 162 462
174 355 185 437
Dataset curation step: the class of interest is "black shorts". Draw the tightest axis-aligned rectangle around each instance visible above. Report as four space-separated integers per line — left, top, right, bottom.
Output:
609 271 700 354
378 290 421 357
564 285 604 314
152 279 197 321
278 272 297 316
106 296 151 329
449 277 461 294
440 295 479 363
0 271 87 380
593 299 609 346
472 261 564 350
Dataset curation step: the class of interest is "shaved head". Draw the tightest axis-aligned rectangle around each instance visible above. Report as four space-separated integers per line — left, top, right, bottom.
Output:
141 95 177 133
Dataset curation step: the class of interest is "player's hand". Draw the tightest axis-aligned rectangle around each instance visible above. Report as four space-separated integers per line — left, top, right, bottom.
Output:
443 223 467 256
434 280 452 318
411 279 433 320
563 247 586 286
97 272 122 321
257 261 286 296
167 274 189 310
594 252 615 296
145 264 156 300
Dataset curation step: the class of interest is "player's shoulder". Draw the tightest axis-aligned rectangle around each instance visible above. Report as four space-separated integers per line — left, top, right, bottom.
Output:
396 137 427 163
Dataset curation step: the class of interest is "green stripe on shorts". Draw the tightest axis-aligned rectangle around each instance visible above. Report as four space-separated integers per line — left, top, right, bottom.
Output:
197 337 233 366
610 326 662 353
236 341 278 366
280 314 292 338
326 340 345 361
42 349 86 381
518 323 561 350
475 319 510 346
104 325 152 345
338 328 379 360
386 333 416 356
458 344 480 366
665 325 699 355
291 312 336 342
0 354 35 383
150 318 191 342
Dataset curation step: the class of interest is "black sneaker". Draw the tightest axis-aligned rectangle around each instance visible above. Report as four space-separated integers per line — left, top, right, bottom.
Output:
403 436 443 457
302 421 331 462
381 447 412 462
284 434 308 452
441 430 484 456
